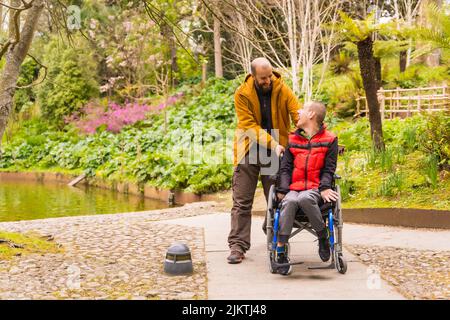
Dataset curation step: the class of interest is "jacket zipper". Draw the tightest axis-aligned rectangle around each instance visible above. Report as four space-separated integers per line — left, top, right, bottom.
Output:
304 143 310 190
303 129 322 190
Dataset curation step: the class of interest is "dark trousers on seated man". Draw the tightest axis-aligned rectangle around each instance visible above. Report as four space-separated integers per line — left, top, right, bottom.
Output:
227 149 277 259
277 189 326 244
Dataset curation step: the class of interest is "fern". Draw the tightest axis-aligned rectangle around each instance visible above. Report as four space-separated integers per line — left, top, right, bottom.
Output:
415 3 450 51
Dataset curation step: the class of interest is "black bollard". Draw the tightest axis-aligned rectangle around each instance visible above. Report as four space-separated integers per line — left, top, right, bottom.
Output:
164 243 193 275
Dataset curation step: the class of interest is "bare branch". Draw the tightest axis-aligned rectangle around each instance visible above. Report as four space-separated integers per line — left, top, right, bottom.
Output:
0 39 12 59
0 0 32 11
143 1 198 64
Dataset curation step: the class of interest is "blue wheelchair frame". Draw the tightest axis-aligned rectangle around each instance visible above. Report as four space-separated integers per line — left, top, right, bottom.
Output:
267 182 347 275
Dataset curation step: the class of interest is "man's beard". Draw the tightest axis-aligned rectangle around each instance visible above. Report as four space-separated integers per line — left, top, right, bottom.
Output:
256 81 272 94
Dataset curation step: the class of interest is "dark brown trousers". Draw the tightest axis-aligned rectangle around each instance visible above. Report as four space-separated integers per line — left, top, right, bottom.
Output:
228 150 278 253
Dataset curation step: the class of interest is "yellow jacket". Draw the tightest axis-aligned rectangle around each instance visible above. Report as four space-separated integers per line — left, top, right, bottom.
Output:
233 71 301 165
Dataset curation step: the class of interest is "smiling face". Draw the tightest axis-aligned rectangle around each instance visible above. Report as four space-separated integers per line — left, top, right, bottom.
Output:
252 65 273 94
296 104 313 129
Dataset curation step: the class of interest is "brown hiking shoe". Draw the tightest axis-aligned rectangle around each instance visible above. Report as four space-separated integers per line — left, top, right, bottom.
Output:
227 250 245 264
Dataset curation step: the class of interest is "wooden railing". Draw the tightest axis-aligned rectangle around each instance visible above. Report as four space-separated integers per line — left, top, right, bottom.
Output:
356 85 450 119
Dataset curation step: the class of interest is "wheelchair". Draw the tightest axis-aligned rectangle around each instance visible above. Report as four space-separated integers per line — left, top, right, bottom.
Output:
266 175 347 275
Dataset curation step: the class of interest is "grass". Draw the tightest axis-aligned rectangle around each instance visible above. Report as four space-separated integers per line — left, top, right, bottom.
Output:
0 231 62 260
339 150 450 211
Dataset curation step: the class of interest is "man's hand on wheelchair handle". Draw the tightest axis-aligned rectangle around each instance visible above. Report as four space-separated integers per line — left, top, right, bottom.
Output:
320 189 339 202
275 144 285 158
276 192 286 201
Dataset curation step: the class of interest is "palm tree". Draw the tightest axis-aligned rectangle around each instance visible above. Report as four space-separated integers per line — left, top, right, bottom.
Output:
335 11 385 151
415 2 450 51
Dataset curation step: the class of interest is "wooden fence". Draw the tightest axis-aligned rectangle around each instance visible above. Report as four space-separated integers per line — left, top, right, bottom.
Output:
356 85 449 119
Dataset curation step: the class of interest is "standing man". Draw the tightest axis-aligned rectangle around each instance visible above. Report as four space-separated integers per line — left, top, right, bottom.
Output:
227 57 301 264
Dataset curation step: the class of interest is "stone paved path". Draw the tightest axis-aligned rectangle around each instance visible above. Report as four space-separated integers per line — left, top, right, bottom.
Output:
165 213 406 300
346 244 449 300
0 202 448 300
342 223 450 300
0 203 216 300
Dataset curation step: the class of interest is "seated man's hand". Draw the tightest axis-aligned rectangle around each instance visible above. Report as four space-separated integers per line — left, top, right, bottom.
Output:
320 189 339 203
275 144 285 158
277 192 286 201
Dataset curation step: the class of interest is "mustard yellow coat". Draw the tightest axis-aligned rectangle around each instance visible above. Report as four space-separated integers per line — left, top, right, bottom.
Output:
233 71 301 165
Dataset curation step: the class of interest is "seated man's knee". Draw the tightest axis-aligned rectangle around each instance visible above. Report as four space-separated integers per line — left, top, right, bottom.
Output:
298 193 318 208
281 196 297 210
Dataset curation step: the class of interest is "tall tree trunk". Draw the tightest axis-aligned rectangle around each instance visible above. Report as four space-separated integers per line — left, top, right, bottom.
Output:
374 56 382 90
286 0 299 96
213 15 223 78
399 50 407 72
357 36 385 151
170 37 178 87
161 21 178 88
0 0 44 151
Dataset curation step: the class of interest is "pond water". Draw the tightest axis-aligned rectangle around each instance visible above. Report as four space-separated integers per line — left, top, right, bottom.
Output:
0 179 173 222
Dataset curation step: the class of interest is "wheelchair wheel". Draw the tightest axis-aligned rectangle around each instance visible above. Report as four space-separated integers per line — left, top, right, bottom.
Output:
267 185 277 274
267 228 277 274
336 253 347 274
333 185 347 274
266 185 276 249
268 251 277 274
334 185 344 253
335 185 343 226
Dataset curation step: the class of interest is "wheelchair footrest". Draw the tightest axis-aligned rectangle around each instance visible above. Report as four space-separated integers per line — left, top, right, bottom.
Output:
272 261 304 268
308 263 335 270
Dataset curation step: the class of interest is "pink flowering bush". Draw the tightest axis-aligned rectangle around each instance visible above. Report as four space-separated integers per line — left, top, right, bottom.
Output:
66 92 183 134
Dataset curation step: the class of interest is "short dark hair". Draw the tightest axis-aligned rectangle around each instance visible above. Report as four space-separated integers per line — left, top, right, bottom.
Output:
305 101 327 125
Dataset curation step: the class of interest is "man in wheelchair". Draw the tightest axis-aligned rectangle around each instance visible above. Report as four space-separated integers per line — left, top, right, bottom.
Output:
274 101 338 275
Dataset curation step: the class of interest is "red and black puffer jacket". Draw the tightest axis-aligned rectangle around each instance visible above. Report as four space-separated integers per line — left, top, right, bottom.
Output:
277 125 338 193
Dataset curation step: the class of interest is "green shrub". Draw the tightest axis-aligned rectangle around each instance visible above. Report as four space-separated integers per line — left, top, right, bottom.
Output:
14 57 40 113
330 51 352 75
377 170 404 197
334 118 371 152
317 69 363 118
419 111 450 168
37 38 99 127
384 63 449 89
423 154 439 188
187 164 232 194
339 178 356 202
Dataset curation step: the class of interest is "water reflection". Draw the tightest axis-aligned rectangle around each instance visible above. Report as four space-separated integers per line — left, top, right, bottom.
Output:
0 179 172 222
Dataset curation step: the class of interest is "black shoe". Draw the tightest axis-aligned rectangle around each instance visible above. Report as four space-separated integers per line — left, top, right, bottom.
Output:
275 247 292 275
227 250 245 264
317 230 331 262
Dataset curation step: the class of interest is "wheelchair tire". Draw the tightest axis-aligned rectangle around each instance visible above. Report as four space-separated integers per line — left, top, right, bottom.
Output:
336 254 347 274
335 185 343 224
267 185 277 274
268 251 277 274
267 225 277 274
334 185 344 254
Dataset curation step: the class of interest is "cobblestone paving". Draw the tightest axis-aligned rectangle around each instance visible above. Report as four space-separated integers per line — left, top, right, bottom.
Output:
346 244 450 300
0 202 218 300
